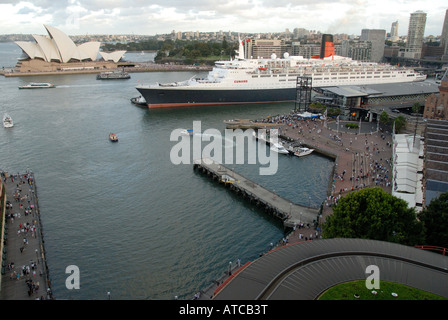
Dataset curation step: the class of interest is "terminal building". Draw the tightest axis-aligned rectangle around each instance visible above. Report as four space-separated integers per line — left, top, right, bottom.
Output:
313 81 440 120
14 25 126 73
392 132 424 211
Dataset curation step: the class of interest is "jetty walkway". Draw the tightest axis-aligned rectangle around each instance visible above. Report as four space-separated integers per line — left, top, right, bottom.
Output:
0 171 52 300
193 158 320 229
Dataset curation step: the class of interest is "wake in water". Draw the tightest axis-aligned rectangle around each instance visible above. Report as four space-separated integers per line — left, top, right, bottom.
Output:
193 132 236 148
55 84 117 89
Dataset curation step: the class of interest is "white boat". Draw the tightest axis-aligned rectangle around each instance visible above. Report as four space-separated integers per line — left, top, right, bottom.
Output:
109 133 118 142
294 147 314 157
130 95 147 106
270 142 289 154
135 35 427 108
18 82 55 89
180 129 193 136
3 114 13 128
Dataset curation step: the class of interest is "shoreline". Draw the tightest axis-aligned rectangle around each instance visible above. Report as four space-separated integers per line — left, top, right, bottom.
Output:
0 63 212 77
197 115 394 300
277 116 393 222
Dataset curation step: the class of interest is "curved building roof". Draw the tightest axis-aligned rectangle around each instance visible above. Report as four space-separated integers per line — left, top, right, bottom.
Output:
15 41 46 61
15 25 124 64
32 35 62 62
213 238 448 300
100 51 127 63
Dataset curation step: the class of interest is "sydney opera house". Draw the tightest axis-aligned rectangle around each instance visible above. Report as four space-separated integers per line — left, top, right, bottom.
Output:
14 25 127 74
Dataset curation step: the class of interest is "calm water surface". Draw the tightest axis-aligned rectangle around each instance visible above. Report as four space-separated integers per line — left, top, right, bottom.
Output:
0 42 333 299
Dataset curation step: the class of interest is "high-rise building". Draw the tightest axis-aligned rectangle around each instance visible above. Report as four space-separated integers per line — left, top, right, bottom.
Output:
340 40 372 61
246 39 288 59
390 21 399 42
402 11 427 59
360 29 386 62
441 9 448 61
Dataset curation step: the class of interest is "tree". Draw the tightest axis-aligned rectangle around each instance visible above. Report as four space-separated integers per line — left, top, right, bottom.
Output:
379 111 389 125
418 192 448 249
323 187 424 246
412 102 421 114
394 115 406 133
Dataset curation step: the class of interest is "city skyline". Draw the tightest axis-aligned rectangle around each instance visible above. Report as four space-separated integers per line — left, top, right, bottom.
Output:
0 1 446 37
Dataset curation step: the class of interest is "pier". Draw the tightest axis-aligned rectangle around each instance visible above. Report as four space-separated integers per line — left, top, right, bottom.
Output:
0 171 52 300
224 119 283 130
193 158 320 229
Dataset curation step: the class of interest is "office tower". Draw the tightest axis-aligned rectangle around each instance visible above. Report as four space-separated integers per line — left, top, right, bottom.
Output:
390 21 399 42
403 11 427 59
441 9 448 61
360 29 386 62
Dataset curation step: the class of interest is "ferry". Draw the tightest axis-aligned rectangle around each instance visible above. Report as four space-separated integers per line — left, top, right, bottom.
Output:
135 35 426 108
19 82 55 89
97 69 130 80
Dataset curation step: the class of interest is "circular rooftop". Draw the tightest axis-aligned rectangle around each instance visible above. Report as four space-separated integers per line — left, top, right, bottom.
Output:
212 238 448 300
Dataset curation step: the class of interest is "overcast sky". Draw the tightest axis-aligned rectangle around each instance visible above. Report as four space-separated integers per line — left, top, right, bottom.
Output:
0 0 446 37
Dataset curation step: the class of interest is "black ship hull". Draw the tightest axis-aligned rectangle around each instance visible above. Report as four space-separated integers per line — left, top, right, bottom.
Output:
135 87 296 108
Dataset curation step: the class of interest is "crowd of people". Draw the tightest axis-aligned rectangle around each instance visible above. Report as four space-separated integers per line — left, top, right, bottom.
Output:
1 171 52 300
255 110 393 214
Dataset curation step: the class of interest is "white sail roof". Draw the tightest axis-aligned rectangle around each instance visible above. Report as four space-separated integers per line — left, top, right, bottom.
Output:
44 24 79 63
78 42 101 61
15 41 46 61
100 51 126 63
32 35 62 62
15 25 125 64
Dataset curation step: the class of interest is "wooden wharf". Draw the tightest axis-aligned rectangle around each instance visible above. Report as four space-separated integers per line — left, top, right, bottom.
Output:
193 158 320 229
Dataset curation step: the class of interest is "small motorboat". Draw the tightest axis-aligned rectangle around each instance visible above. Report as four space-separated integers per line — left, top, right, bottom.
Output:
270 142 289 154
18 82 55 89
180 129 193 136
294 147 314 157
109 133 118 142
3 114 13 128
130 95 147 106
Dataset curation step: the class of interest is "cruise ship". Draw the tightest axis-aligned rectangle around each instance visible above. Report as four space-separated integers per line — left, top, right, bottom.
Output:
135 35 426 108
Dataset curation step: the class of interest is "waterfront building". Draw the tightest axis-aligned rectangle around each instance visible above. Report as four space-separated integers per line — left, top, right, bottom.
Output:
360 29 386 62
314 82 439 119
291 42 321 59
424 119 448 205
13 25 126 73
402 11 427 59
392 133 424 211
340 40 372 61
246 39 289 59
424 70 448 119
441 9 448 61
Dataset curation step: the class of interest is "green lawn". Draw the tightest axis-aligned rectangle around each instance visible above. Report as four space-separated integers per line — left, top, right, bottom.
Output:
318 280 447 300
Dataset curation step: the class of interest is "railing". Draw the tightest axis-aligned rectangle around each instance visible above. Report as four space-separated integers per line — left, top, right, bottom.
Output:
414 245 448 256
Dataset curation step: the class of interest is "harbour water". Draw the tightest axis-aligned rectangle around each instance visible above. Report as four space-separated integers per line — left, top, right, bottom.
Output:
0 42 333 300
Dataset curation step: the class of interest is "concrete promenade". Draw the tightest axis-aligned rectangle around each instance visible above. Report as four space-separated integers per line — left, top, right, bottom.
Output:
0 171 52 300
279 117 393 222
